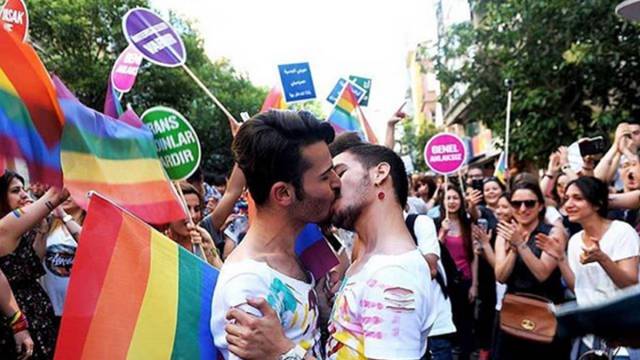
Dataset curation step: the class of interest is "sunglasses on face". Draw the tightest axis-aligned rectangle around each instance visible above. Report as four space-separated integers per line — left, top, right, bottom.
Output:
510 200 537 209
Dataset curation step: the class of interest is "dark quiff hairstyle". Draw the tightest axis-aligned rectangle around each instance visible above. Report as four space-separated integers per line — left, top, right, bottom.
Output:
232 110 335 205
0 170 26 218
565 176 609 218
343 144 409 208
329 131 364 157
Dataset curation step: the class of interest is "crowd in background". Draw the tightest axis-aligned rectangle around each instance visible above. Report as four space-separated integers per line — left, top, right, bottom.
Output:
1 114 640 359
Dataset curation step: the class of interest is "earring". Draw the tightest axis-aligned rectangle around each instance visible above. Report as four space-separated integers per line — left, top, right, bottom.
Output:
378 191 385 200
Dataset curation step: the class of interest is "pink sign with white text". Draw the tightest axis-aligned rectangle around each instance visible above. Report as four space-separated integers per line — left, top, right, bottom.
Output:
111 45 144 93
424 133 467 175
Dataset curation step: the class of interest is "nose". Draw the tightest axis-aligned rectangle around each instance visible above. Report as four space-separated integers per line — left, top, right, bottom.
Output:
19 189 29 199
329 169 341 190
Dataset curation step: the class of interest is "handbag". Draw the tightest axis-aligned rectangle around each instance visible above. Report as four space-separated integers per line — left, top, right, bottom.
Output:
500 293 557 343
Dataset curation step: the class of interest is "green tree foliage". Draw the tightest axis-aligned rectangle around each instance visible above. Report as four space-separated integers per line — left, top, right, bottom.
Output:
436 0 640 164
28 0 266 174
399 118 440 173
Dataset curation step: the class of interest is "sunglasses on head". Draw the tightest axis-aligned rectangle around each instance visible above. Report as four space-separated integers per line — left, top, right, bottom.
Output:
510 200 537 208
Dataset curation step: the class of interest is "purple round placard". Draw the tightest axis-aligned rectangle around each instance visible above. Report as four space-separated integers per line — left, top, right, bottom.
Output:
122 7 186 67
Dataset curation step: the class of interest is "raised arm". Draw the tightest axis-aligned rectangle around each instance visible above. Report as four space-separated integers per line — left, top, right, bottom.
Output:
211 165 246 231
0 187 68 257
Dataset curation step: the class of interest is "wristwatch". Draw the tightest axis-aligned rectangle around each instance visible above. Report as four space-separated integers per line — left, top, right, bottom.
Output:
280 344 306 360
62 214 73 224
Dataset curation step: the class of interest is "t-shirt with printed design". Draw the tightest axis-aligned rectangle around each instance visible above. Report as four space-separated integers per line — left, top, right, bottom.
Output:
211 259 322 359
326 249 435 360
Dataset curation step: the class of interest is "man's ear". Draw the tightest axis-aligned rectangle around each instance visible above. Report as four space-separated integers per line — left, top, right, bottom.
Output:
372 162 391 186
270 181 295 206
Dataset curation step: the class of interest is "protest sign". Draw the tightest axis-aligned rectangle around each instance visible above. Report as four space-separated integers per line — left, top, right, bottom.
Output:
278 62 316 103
424 133 467 175
141 106 201 181
326 78 366 105
0 0 28 42
111 45 144 93
348 75 372 106
122 7 186 67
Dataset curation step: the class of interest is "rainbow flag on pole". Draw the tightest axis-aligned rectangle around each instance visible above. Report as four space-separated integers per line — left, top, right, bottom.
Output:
494 151 507 183
59 96 186 224
327 83 361 134
0 28 65 186
55 193 219 359
260 86 287 112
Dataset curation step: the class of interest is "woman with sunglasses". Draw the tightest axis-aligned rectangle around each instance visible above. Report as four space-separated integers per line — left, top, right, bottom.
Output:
494 181 569 360
537 176 639 360
437 184 477 360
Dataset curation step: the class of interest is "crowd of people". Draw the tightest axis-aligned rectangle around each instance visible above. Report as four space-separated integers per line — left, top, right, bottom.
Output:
1 110 640 359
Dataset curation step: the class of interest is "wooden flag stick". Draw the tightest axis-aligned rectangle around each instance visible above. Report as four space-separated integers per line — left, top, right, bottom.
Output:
181 64 240 127
173 180 207 262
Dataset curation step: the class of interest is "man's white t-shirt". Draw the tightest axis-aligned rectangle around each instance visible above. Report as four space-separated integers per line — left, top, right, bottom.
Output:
410 214 456 337
211 259 322 359
567 220 640 353
326 249 435 360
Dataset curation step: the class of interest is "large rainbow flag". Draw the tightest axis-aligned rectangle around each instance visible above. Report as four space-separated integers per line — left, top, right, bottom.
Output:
55 193 219 359
327 83 361 134
0 28 65 186
58 91 185 224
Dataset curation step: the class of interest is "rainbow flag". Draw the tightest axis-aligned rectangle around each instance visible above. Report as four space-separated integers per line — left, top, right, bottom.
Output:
356 106 379 144
494 151 507 183
327 84 361 134
55 193 219 360
59 95 186 224
0 28 65 186
103 80 123 118
260 86 287 112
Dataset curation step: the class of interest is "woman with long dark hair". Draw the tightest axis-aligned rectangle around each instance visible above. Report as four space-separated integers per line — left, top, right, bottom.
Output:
0 171 69 359
494 181 569 359
537 177 639 359
437 184 477 360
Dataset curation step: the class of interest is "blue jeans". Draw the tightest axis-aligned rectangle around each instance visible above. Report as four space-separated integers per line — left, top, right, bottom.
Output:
426 335 453 360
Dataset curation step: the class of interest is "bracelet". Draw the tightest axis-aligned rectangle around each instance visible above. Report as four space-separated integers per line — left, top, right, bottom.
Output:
7 310 28 334
517 242 528 251
45 201 55 211
11 208 24 219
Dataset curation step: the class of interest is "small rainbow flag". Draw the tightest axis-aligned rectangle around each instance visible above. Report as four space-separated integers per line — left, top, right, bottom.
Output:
356 106 379 144
55 193 219 359
494 151 507 183
327 83 361 134
0 28 65 186
260 86 287 112
59 95 186 224
103 80 123 118
295 224 339 280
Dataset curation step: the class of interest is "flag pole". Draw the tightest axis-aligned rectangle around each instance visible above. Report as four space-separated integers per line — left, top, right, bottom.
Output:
173 180 207 262
504 79 513 172
181 64 239 124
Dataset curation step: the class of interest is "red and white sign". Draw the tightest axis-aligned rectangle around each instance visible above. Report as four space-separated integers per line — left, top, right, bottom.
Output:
424 133 467 175
111 45 144 93
0 0 29 42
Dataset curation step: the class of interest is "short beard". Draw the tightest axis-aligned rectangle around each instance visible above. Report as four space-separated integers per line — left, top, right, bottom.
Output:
331 203 362 231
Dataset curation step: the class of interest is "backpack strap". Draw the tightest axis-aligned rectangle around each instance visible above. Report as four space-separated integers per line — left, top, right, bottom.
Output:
405 214 449 299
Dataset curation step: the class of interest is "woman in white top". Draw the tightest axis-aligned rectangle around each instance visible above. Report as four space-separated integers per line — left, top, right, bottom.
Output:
42 197 84 325
537 176 640 360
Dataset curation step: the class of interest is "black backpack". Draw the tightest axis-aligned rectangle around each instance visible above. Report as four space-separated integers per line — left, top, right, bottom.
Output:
405 214 464 299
